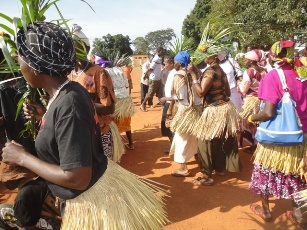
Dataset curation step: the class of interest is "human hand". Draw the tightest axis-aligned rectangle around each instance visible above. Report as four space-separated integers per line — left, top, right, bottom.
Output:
2 141 28 166
23 99 46 121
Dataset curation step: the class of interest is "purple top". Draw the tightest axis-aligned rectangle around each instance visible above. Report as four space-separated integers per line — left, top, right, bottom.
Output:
258 64 307 132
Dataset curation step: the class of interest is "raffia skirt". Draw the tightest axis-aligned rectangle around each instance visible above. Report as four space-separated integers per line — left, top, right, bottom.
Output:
170 104 202 135
249 134 307 203
110 121 125 163
192 101 241 141
110 96 135 121
61 160 170 230
239 96 260 119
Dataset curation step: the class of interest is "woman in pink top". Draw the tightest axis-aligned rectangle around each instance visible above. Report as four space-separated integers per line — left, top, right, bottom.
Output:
248 41 307 227
238 49 267 149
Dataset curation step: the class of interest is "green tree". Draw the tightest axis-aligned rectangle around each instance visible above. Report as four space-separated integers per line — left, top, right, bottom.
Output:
145 28 176 54
132 37 148 54
233 0 307 49
92 33 133 57
181 0 211 49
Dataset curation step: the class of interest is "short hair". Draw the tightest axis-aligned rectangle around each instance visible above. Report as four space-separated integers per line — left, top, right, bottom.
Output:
156 47 164 53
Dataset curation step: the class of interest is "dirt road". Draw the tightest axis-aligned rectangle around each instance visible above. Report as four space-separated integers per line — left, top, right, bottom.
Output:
0 68 302 230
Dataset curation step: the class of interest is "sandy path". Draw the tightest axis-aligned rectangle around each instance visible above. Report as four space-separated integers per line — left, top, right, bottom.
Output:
0 68 301 230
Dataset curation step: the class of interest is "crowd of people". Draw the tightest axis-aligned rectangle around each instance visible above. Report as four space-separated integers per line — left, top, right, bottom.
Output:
0 20 307 229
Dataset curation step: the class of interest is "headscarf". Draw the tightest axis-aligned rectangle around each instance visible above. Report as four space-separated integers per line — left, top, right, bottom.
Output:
174 51 191 68
71 24 90 47
94 55 112 68
244 49 266 67
17 21 76 78
269 40 294 66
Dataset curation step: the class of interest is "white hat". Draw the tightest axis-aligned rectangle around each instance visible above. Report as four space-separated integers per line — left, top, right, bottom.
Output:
71 24 90 47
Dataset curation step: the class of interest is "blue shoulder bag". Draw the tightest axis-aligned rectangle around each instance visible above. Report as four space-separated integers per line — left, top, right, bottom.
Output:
255 69 304 146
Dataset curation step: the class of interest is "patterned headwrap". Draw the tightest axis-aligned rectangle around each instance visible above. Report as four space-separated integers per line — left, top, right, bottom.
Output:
94 55 113 68
269 40 294 66
17 21 76 78
174 51 191 68
244 49 266 67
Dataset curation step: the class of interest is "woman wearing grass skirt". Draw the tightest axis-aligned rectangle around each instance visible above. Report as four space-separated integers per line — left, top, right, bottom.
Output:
237 49 267 149
187 24 241 186
247 41 307 227
70 24 124 163
2 22 169 230
167 51 202 177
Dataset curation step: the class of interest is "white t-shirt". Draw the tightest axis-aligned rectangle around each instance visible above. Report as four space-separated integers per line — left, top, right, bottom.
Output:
164 69 176 98
219 58 242 89
141 61 150 85
149 54 163 81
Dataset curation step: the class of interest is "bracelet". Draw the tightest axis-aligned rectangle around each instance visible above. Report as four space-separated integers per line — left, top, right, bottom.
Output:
247 115 255 124
192 79 199 85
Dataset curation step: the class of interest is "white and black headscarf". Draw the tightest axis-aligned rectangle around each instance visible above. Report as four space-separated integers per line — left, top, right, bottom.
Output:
17 21 76 77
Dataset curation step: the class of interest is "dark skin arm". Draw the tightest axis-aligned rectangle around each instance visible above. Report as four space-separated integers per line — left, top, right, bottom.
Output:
95 102 115 116
2 141 91 190
249 100 276 122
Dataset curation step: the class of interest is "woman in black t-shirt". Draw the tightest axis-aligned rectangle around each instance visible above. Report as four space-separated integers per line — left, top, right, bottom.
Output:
2 21 168 229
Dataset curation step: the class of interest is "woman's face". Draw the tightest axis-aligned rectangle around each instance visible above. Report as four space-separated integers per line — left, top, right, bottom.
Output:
243 57 253 67
174 60 182 71
18 57 40 88
164 58 174 71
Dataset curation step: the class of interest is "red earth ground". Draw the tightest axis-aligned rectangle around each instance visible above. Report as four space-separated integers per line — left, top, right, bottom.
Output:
0 68 303 230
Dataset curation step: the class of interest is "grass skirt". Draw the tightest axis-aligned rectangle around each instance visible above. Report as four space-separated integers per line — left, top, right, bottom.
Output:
252 133 307 176
193 101 241 141
111 96 135 121
110 121 125 163
239 96 260 119
170 104 202 135
61 160 170 230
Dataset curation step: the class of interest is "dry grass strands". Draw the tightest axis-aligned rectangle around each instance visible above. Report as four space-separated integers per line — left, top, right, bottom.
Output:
253 134 307 176
193 101 241 141
110 121 125 163
61 160 170 230
170 104 202 134
239 96 261 119
111 96 135 120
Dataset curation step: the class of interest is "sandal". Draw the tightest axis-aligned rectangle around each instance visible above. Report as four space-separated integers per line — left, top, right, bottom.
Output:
125 144 134 150
215 171 225 176
171 169 190 177
250 204 272 221
286 210 307 228
191 177 214 186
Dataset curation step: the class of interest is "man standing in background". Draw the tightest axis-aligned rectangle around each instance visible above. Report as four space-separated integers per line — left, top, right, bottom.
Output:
140 47 164 112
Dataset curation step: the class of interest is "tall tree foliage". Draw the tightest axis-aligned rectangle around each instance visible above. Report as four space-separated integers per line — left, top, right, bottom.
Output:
182 0 307 51
181 0 211 48
92 34 133 57
132 37 148 54
144 28 176 55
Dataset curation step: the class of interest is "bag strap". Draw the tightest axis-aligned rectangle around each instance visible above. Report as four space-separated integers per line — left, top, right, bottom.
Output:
276 68 288 91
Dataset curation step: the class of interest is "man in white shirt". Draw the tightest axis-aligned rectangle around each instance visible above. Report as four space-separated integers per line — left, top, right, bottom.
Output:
140 47 164 111
140 57 153 107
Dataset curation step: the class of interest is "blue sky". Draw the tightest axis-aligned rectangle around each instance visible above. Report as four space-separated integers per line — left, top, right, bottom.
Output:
0 0 196 46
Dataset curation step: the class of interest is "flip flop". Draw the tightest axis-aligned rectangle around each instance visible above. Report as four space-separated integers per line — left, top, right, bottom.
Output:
250 204 272 221
125 144 134 150
191 177 214 186
285 210 307 228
